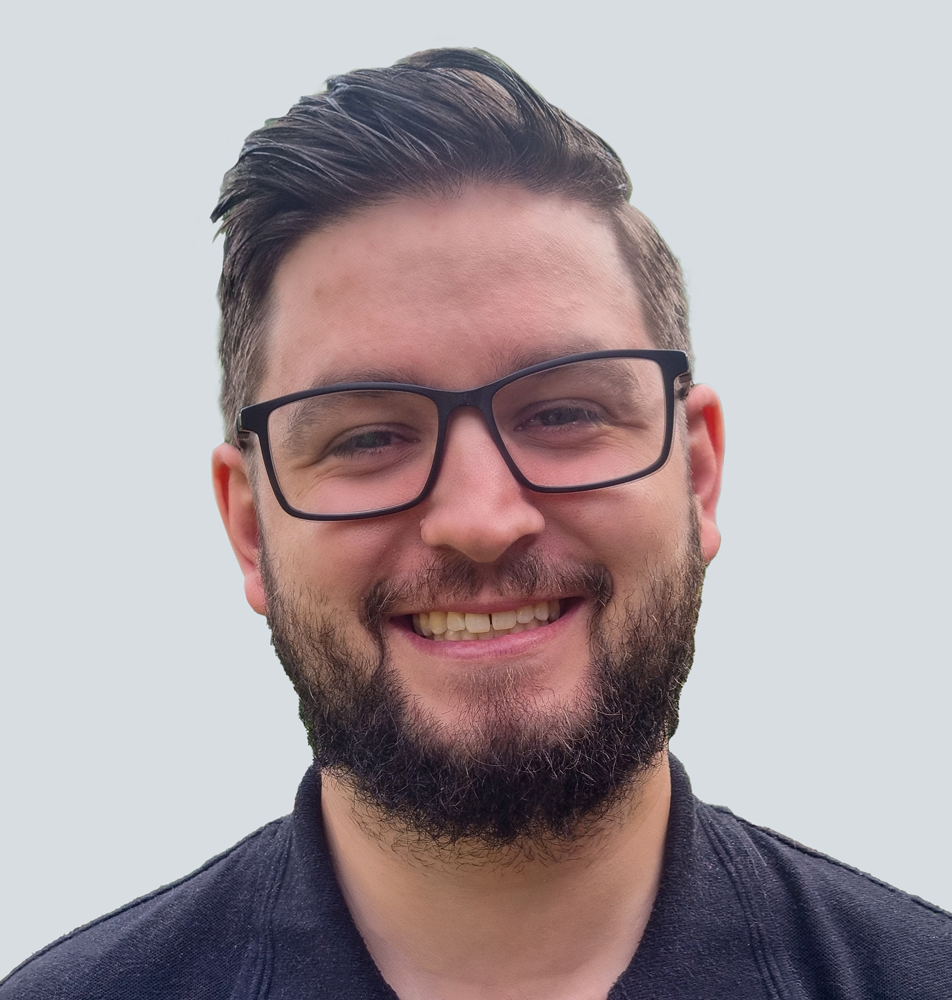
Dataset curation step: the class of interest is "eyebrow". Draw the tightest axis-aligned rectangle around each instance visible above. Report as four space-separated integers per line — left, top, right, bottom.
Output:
298 337 617 391
302 366 425 390
493 337 612 375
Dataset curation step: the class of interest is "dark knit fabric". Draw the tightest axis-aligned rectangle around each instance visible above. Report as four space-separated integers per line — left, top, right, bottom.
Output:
3 759 949 999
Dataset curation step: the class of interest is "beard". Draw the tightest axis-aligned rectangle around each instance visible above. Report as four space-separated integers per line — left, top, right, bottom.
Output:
262 522 705 852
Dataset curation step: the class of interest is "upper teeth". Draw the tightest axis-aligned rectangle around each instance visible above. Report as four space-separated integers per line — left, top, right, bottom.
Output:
413 601 562 641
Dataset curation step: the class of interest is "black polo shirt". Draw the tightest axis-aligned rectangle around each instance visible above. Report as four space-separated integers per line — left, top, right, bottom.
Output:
3 758 949 998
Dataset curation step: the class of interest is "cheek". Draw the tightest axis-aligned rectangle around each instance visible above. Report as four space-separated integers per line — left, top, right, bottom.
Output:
545 473 693 621
264 513 414 611
550 477 688 560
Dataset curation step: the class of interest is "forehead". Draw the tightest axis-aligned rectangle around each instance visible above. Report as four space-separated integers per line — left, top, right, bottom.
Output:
260 186 651 398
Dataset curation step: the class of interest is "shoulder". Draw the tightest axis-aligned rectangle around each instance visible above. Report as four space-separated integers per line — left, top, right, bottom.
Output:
698 800 952 997
0 818 292 1000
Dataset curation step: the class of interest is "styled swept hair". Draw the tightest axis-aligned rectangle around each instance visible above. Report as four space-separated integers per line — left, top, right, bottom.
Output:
211 48 690 440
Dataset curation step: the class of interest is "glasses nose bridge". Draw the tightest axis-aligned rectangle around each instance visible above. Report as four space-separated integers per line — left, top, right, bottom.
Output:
432 383 510 467
437 383 500 432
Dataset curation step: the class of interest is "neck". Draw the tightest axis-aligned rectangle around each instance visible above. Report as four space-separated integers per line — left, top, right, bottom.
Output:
320 751 672 1000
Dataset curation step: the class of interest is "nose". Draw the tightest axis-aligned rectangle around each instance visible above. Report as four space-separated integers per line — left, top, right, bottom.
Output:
418 410 545 563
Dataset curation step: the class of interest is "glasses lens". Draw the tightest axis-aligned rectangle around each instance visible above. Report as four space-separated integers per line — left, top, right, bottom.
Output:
492 357 668 489
266 389 439 516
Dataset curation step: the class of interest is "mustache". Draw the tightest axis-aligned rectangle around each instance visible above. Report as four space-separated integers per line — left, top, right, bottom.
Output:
361 552 614 633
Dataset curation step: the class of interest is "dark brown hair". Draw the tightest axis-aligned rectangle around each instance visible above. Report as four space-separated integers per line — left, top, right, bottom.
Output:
211 47 690 441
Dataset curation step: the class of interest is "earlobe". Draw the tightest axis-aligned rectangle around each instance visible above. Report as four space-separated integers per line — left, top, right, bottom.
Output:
212 443 267 615
684 385 725 564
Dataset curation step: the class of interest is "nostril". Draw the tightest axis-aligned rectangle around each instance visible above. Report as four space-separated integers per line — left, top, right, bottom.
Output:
418 474 545 560
419 508 545 563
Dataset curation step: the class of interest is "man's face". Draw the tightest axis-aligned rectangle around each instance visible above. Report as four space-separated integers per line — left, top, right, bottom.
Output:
215 185 723 844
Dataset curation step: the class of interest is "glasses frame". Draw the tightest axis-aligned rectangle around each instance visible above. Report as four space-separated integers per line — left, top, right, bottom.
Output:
237 349 692 521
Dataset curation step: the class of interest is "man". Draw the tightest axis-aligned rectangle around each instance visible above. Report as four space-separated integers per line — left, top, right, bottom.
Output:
2 47 948 1000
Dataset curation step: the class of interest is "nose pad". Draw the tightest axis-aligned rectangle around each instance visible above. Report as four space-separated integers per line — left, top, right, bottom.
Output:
418 411 545 563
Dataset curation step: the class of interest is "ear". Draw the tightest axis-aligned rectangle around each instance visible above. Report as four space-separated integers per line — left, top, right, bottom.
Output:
212 443 267 615
684 384 725 564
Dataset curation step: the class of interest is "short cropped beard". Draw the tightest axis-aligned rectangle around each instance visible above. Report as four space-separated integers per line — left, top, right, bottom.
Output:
263 530 705 852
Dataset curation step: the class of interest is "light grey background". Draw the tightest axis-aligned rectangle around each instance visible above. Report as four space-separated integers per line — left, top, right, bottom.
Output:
2 0 949 976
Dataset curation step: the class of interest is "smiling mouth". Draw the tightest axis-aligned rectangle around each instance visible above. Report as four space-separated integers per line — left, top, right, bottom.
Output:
410 601 565 641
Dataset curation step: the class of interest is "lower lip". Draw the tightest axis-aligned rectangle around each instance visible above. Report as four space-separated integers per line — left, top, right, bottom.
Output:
389 600 584 661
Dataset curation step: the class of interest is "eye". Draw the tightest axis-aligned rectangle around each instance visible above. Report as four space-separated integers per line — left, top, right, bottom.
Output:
517 403 605 431
328 427 417 459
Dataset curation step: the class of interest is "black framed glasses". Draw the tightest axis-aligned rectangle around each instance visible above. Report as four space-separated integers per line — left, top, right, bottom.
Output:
238 349 692 521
